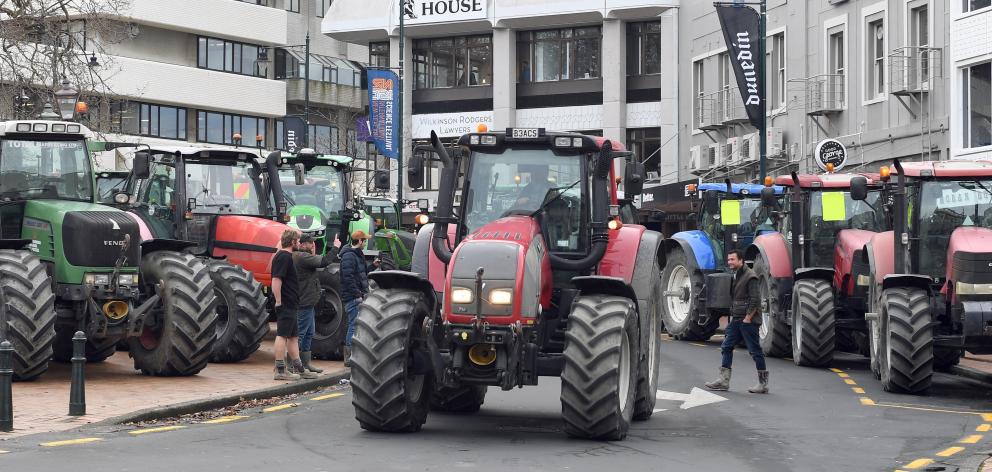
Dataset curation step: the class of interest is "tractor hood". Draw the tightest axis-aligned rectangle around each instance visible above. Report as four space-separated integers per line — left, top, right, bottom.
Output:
288 204 326 233
834 229 878 296
948 227 992 300
211 215 288 287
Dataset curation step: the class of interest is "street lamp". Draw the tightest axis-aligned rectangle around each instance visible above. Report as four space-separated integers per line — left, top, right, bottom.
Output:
54 79 79 121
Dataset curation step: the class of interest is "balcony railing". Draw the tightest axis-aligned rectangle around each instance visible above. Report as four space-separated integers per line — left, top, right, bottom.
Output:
694 91 725 130
721 87 749 124
806 74 845 115
889 47 943 95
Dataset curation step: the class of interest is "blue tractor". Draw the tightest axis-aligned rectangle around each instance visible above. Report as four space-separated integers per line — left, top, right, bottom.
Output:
661 181 785 340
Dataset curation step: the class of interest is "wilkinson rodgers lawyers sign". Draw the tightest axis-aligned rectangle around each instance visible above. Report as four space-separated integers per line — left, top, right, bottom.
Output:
404 0 487 24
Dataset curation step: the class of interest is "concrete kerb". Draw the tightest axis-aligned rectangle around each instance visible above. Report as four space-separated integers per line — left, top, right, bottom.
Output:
93 369 350 427
951 366 992 386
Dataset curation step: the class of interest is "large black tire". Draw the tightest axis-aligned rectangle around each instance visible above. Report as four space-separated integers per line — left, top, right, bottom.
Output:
934 348 962 372
128 252 218 376
868 282 883 379
351 288 433 432
0 250 55 381
791 279 835 367
560 295 639 441
879 287 932 394
53 330 118 363
661 248 716 341
311 270 347 360
207 260 267 363
430 385 487 413
378 251 397 271
753 255 790 358
633 255 662 421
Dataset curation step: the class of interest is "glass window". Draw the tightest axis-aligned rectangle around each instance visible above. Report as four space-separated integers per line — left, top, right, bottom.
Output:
286 0 300 12
275 119 285 150
133 102 186 140
628 128 662 180
0 139 93 201
964 62 992 148
184 161 266 216
829 30 845 76
807 190 886 266
965 0 991 12
412 35 491 89
693 59 704 129
316 0 326 17
370 42 390 68
518 27 601 83
279 166 345 228
917 180 992 277
866 18 885 100
767 32 786 110
198 36 265 77
198 111 266 147
627 22 661 76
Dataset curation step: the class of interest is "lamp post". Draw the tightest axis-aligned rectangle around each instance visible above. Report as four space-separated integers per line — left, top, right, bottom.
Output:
53 79 80 121
397 0 406 204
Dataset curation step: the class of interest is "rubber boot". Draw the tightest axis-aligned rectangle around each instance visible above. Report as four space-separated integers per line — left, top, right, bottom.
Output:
344 346 353 367
301 351 323 373
748 370 769 394
274 364 301 381
705 367 732 391
290 359 319 379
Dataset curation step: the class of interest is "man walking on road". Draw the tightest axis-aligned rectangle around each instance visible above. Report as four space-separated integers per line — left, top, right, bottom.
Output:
271 229 318 381
705 249 768 393
339 230 377 367
294 234 335 373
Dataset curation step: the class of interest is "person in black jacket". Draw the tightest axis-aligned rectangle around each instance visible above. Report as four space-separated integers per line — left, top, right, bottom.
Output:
339 230 378 366
293 234 335 373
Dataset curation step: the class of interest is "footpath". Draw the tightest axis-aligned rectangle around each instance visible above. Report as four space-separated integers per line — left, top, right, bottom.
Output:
1 327 347 439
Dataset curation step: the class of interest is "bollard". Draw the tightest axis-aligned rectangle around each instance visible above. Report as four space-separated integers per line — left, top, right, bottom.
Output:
0 340 12 432
69 331 86 416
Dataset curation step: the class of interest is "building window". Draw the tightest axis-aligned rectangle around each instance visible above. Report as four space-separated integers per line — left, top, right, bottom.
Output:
285 0 300 13
965 0 991 13
308 125 337 153
235 0 269 4
910 4 930 82
275 119 285 150
963 62 992 149
197 111 267 147
692 59 704 129
129 103 187 140
627 128 662 179
369 42 390 68
315 0 328 17
346 129 356 156
718 52 731 119
626 22 660 76
767 32 786 110
197 36 264 77
412 35 492 89
517 27 601 83
866 17 885 100
275 50 362 87
829 30 845 77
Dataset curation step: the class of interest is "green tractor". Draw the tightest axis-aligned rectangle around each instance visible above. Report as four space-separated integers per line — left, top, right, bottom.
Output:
0 120 218 378
362 196 426 271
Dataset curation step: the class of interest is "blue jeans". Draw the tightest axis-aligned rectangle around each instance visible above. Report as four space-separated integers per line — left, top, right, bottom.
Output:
721 319 766 371
345 299 361 347
297 306 316 352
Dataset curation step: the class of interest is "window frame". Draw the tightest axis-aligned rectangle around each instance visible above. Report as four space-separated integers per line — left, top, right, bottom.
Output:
517 27 602 84
197 36 265 78
824 14 849 111
626 21 661 77
692 58 705 133
196 110 268 147
285 0 300 13
413 35 493 90
861 2 888 105
963 0 992 14
135 102 188 141
962 61 992 150
766 28 787 114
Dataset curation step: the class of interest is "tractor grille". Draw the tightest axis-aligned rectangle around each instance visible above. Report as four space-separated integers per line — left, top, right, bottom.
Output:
62 211 140 268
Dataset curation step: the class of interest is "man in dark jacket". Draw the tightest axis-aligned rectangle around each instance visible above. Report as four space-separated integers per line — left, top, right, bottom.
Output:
294 234 336 373
705 249 768 393
339 230 377 366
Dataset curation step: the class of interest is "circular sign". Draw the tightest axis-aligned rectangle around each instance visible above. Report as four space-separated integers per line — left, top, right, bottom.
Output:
814 139 848 172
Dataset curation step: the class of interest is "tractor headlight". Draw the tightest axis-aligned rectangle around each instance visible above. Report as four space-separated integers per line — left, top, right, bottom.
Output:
489 289 513 305
84 273 111 285
118 273 139 285
451 287 474 304
956 282 992 296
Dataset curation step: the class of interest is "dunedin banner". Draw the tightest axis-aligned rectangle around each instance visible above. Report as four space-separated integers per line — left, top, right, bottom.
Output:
283 116 306 153
715 3 763 129
368 70 400 159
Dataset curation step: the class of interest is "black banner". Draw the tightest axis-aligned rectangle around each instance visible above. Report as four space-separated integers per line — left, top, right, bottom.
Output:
715 4 763 129
283 116 306 153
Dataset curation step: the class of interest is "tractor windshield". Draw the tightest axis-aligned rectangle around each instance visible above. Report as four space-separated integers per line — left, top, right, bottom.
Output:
699 192 773 262
365 199 399 229
186 161 265 216
464 149 585 252
807 190 886 267
916 179 992 278
280 167 345 230
0 139 93 201
96 173 127 203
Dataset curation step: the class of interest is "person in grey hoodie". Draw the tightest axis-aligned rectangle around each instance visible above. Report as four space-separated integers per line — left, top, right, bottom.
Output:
293 233 336 373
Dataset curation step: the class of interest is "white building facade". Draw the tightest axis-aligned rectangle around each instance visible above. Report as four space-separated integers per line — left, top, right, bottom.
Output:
323 0 680 206
950 0 991 160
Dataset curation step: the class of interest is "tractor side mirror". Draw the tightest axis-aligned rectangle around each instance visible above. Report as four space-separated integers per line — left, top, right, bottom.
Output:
850 176 869 201
293 163 306 186
132 151 151 180
760 187 777 207
374 170 390 190
407 154 425 189
624 161 645 197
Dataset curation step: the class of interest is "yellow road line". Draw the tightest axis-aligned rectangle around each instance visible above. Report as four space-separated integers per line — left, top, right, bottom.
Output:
936 446 964 457
901 458 933 469
262 403 299 413
984 414 992 422
852 387 865 394
860 397 876 406
837 372 850 378
829 368 844 373
689 343 706 347
871 402 992 417
129 425 186 436
311 393 345 401
844 379 857 385
960 434 983 444
40 438 102 447
201 416 248 424
978 424 991 432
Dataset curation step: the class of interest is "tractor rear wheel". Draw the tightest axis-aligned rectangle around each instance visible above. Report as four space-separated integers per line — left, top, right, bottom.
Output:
754 255 790 358
207 260 268 363
0 250 55 381
311 271 347 360
129 252 218 376
53 330 118 363
879 287 932 394
351 288 432 432
633 255 662 421
791 279 835 367
661 248 716 341
430 385 487 413
934 348 962 372
560 295 639 441
868 282 883 379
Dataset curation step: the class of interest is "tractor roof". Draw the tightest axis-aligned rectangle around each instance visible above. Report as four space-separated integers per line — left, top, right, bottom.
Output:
696 182 784 195
458 129 627 153
774 172 882 188
144 145 260 162
272 151 353 166
0 120 91 137
890 160 992 178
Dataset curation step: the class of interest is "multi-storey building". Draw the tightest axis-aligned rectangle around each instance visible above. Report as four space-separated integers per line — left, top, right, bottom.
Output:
950 0 991 160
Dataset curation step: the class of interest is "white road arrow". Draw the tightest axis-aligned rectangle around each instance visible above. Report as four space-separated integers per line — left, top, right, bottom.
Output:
655 388 728 410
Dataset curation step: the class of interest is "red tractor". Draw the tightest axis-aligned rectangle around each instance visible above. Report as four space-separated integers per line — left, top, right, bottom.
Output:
748 172 887 367
858 159 992 394
351 129 661 440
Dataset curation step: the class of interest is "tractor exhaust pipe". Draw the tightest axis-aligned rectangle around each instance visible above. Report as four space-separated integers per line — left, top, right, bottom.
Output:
430 131 456 265
892 159 907 274
789 171 803 269
548 140 612 271
265 151 287 220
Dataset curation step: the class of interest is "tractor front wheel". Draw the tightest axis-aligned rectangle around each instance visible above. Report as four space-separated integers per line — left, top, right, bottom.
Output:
0 250 55 381
753 255 790 358
351 288 433 432
661 249 715 341
560 295 639 441
633 256 662 421
431 385 487 413
207 260 268 363
311 271 347 360
129 252 218 376
934 348 962 372
879 287 932 394
791 279 835 367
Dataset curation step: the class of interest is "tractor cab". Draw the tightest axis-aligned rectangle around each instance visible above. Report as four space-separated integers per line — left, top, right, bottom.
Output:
688 182 783 269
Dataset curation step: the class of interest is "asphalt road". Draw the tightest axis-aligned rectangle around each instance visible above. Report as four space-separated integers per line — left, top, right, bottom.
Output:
3 336 992 472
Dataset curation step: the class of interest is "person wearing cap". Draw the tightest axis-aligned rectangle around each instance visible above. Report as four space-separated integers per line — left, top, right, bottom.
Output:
339 229 378 366
293 233 336 373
